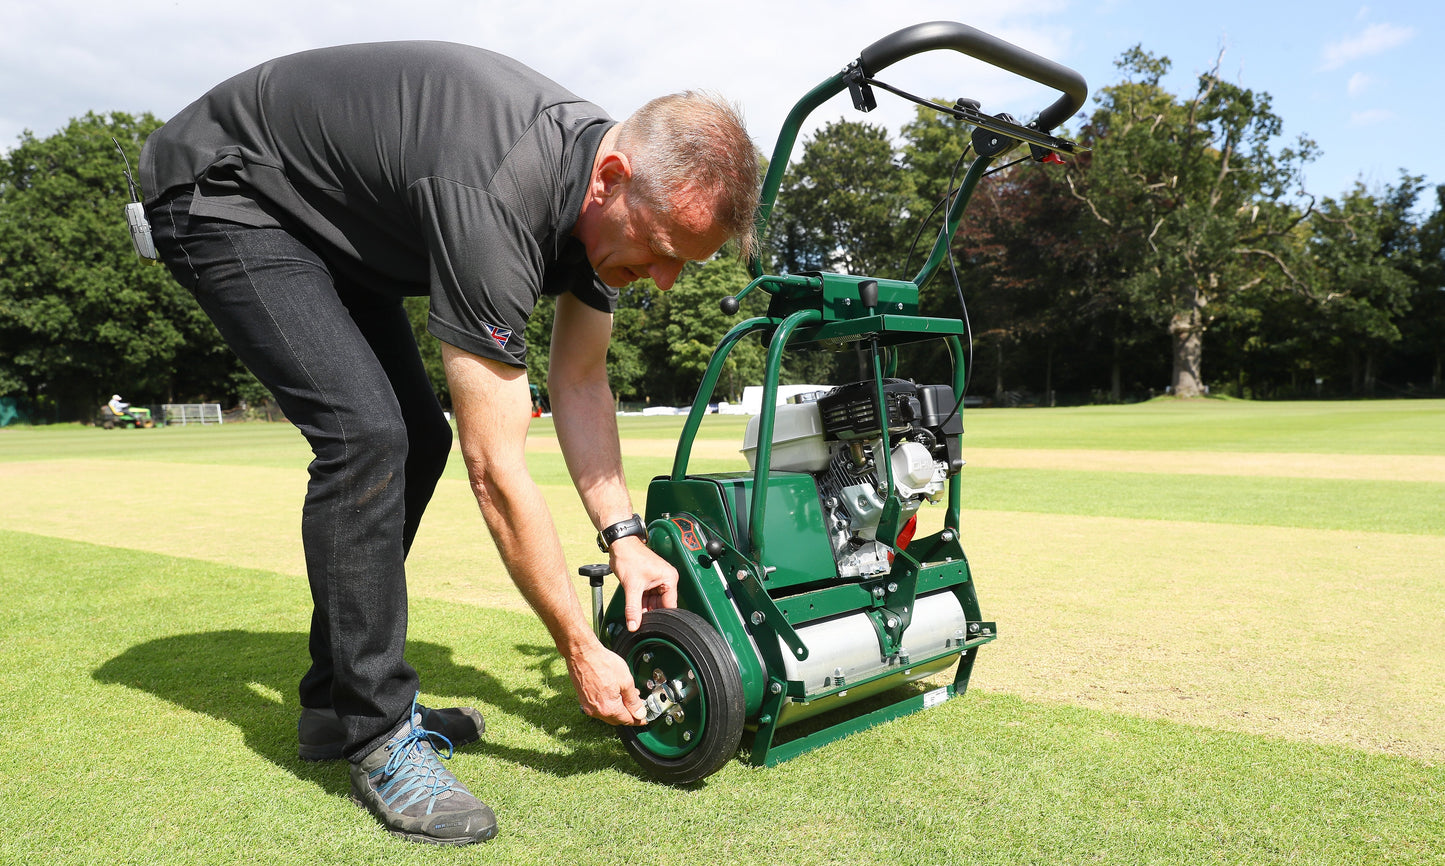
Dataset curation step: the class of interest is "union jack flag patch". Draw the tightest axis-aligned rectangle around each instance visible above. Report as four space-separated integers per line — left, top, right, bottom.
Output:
484 324 512 348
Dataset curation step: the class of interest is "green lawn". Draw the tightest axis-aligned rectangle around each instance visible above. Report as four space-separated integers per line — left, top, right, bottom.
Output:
1 399 1442 864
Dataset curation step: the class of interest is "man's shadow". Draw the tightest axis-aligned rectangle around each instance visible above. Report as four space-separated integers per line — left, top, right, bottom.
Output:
93 629 626 793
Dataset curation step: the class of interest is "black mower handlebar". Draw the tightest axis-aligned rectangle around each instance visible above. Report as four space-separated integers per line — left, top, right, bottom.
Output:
858 21 1087 132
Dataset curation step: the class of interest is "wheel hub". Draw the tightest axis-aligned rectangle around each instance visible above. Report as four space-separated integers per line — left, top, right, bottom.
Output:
628 640 706 758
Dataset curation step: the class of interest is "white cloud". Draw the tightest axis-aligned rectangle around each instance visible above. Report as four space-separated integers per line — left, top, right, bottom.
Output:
1321 22 1415 70
1349 108 1396 126
1 0 1074 158
1346 72 1372 97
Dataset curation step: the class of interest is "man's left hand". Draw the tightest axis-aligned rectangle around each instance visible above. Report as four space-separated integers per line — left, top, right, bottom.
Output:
609 536 678 631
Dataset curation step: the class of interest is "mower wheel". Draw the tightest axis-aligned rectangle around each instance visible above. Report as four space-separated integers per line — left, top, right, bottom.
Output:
614 608 744 785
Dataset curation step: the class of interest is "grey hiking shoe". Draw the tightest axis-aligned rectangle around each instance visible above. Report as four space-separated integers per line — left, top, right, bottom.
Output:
299 703 484 761
349 697 497 845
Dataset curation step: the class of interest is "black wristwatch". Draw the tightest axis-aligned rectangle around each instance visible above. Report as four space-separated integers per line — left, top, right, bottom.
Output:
597 514 647 552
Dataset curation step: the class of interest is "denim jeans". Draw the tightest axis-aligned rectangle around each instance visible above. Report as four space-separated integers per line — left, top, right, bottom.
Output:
149 190 453 761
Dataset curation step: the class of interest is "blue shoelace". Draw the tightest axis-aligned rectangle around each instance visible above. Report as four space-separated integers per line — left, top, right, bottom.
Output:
371 700 459 815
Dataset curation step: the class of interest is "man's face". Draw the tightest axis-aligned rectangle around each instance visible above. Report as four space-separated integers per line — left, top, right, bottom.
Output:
582 185 730 290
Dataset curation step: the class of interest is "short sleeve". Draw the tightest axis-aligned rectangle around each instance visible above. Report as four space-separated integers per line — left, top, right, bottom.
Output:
543 237 618 313
413 177 540 368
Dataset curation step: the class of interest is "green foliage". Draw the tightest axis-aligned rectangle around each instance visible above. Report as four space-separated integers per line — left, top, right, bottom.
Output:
1399 184 1445 388
767 120 916 279
6 48 1444 416
1296 177 1421 393
611 256 766 405
404 295 450 405
1067 47 1318 397
0 112 235 416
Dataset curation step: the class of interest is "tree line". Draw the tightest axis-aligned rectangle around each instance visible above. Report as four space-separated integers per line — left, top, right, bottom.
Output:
2 47 1441 422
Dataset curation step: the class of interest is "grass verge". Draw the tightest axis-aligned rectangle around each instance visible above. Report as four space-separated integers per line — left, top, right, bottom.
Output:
2 530 1442 866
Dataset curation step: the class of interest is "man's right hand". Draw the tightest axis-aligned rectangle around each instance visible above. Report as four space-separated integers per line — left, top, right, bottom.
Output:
564 640 648 726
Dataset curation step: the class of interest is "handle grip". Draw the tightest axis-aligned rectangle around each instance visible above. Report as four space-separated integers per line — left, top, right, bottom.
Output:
858 21 1087 132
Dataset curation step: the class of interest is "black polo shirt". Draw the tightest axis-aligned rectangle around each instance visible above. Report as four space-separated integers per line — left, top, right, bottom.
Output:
141 41 617 366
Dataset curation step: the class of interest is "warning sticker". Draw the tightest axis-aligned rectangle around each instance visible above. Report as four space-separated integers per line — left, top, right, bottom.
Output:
922 686 950 709
671 517 702 551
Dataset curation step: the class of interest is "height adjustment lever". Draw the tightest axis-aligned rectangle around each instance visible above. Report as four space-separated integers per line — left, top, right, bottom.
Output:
844 62 877 112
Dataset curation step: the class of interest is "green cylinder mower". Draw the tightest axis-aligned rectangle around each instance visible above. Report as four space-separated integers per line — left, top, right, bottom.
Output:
585 21 1088 784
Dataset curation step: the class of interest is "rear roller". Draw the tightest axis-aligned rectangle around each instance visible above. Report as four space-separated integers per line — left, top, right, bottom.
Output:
614 608 745 785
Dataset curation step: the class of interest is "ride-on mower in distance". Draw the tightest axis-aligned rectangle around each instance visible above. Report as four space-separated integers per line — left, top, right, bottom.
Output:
584 21 1088 784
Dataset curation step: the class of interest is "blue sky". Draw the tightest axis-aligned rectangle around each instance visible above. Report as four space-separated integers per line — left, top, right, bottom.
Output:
0 0 1438 206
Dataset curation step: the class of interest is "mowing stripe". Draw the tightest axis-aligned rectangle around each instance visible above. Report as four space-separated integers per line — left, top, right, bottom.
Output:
3 456 1440 764
4 528 1442 865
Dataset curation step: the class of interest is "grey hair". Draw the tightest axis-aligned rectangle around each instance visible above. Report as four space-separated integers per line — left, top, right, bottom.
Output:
614 91 762 259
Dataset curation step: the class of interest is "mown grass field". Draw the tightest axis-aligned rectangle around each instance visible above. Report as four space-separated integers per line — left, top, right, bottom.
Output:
1 398 1442 865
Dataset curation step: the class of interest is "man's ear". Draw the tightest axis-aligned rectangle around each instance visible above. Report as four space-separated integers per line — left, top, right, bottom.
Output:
594 151 632 199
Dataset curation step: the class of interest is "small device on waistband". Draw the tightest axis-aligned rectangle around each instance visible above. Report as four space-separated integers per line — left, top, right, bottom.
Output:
112 137 158 263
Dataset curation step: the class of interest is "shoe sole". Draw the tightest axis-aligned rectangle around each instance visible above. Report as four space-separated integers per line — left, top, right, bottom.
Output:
348 795 498 845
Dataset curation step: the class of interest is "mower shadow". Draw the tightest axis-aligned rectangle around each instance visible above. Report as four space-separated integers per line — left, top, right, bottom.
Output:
92 629 622 791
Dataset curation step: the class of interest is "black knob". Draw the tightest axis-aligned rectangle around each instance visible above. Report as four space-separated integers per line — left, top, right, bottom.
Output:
719 296 740 315
579 563 612 585
859 279 879 311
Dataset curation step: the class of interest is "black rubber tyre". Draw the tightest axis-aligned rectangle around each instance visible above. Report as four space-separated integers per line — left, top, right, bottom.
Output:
614 608 745 785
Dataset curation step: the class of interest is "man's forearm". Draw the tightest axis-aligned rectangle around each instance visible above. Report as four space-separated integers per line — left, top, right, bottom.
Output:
467 466 596 656
442 341 598 658
551 372 635 531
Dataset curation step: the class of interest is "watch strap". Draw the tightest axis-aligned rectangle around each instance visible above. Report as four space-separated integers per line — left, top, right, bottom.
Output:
597 513 647 552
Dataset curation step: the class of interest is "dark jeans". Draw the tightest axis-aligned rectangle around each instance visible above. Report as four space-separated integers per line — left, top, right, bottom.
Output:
149 190 452 761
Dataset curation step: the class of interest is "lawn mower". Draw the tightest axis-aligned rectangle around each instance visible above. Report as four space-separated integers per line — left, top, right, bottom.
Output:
584 21 1088 784
97 404 155 429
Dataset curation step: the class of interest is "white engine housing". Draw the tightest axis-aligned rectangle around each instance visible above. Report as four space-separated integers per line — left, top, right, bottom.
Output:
742 392 954 579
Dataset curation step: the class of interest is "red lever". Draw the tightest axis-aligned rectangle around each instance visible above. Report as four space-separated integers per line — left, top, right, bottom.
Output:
896 515 918 550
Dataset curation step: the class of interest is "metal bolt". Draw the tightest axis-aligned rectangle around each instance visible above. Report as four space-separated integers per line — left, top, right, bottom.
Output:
682 730 693 742
886 582 898 593
896 303 904 311
770 682 783 694
664 715 675 726
872 586 885 599
968 622 980 634
886 617 899 629
941 530 955 542
735 569 749 583
686 670 695 681
641 653 653 663
645 679 656 690
749 611 765 626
